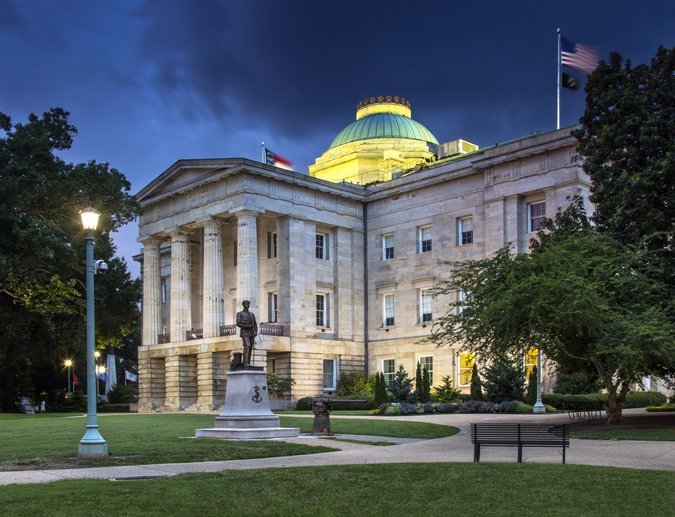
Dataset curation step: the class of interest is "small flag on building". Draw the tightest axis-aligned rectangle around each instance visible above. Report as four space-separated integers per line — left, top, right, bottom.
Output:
125 370 138 382
561 36 599 74
98 371 107 382
264 147 293 170
562 72 579 90
73 372 80 387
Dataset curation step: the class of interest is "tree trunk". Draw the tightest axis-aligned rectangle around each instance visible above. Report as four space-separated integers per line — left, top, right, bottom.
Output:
604 390 624 423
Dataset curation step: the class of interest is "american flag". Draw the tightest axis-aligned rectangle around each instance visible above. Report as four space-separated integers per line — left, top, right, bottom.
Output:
561 36 599 74
264 147 293 170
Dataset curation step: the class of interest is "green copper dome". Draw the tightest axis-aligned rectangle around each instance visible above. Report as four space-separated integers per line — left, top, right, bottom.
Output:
328 112 439 149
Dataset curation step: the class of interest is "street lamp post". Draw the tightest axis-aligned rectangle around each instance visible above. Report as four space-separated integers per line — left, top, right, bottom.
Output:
533 348 546 414
78 207 108 456
65 359 73 395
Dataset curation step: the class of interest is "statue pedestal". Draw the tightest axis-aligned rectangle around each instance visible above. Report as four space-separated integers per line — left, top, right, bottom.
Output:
195 369 300 440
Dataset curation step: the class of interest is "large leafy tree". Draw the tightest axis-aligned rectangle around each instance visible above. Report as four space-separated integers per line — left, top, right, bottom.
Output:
0 109 140 410
573 46 674 285
428 202 675 423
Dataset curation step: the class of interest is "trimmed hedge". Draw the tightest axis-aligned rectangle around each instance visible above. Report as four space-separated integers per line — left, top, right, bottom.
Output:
542 391 667 411
295 397 374 411
645 404 675 412
97 403 131 413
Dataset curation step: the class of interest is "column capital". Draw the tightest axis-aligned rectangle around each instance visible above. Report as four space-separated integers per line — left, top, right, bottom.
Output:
233 209 260 218
196 216 225 229
139 235 165 246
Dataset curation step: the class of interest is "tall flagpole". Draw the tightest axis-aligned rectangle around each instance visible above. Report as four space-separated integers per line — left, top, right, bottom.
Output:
556 28 561 130
261 142 265 163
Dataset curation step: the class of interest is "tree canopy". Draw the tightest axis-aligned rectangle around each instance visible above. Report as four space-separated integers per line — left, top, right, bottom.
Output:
0 108 141 411
428 202 675 423
573 46 674 284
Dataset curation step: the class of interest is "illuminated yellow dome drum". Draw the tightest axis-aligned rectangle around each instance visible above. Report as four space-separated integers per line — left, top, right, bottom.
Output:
309 96 439 184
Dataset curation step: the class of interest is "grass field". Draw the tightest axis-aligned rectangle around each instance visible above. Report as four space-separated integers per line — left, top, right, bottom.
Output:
572 427 675 441
0 413 457 470
1 463 673 517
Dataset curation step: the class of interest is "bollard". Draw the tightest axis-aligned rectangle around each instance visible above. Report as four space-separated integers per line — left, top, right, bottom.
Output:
311 398 334 436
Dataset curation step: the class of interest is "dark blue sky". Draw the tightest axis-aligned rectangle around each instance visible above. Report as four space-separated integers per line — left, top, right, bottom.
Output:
2 0 673 276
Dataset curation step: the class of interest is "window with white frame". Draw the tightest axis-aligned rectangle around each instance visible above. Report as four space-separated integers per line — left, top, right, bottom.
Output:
161 279 167 304
233 240 237 266
458 216 473 245
315 232 329 259
382 233 394 260
418 225 432 253
527 202 546 233
383 293 395 327
458 353 474 386
418 288 433 323
268 292 278 323
418 355 434 385
267 231 277 258
382 359 396 387
316 293 329 327
322 359 336 390
457 289 467 317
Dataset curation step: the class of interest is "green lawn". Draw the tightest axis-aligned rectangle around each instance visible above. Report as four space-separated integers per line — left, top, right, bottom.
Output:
1 463 673 517
0 413 456 469
572 427 675 441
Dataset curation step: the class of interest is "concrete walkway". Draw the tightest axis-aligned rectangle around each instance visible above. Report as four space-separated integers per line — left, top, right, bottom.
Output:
1 409 673 486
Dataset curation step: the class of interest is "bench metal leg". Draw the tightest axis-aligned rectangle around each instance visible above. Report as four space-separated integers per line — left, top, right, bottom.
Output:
562 446 566 464
474 443 480 462
517 444 523 463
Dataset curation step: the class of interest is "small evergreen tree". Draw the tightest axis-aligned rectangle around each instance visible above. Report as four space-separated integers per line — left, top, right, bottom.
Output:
525 366 538 405
389 365 413 402
373 372 389 406
435 375 461 402
414 362 423 400
420 367 431 402
470 363 483 400
483 356 526 403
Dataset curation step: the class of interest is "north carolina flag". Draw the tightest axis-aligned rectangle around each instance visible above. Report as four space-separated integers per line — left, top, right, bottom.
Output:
73 372 80 387
561 36 599 74
125 370 138 382
264 147 293 170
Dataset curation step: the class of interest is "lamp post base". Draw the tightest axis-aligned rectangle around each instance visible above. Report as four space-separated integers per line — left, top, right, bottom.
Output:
78 426 108 456
533 401 546 414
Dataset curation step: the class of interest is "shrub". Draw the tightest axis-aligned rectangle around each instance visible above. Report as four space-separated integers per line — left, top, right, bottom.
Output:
525 366 538 405
294 396 373 410
495 400 517 413
645 404 675 412
107 384 138 404
295 397 311 410
542 393 604 411
515 401 533 413
383 404 402 416
624 391 667 408
336 372 372 397
267 374 295 398
470 363 483 401
483 356 525 403
373 372 389 407
434 375 461 402
553 371 601 394
389 365 414 402
97 403 130 413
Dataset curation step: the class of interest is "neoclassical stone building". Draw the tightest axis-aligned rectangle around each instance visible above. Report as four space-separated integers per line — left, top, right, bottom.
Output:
136 97 590 412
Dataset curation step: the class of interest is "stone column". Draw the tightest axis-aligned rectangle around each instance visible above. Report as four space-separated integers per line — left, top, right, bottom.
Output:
141 238 162 346
236 211 259 312
202 219 224 338
334 227 353 339
279 217 312 336
170 230 191 341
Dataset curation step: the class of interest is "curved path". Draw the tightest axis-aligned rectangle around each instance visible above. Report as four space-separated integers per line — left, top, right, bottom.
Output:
1 409 673 485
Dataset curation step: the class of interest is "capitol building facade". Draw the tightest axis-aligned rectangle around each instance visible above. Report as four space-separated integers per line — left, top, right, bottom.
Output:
135 97 590 412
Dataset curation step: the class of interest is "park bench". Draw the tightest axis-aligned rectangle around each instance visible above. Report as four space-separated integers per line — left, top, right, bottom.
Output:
470 423 570 464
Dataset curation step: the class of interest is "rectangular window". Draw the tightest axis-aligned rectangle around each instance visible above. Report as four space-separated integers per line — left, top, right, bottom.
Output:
161 280 167 304
382 359 396 386
458 216 473 245
418 288 433 323
267 231 277 258
382 233 394 260
457 290 467 317
458 353 474 386
233 240 237 267
322 359 336 390
316 293 329 327
418 356 434 386
316 233 329 259
418 225 432 253
383 293 395 327
524 348 539 381
528 202 546 233
268 292 278 323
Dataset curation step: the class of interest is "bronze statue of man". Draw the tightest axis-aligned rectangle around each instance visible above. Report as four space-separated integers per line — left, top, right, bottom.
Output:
235 300 257 366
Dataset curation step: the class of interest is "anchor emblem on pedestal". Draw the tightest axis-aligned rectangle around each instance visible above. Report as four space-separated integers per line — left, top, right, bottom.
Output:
252 384 266 403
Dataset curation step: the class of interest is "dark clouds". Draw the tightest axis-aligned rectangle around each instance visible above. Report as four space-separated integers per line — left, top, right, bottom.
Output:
1 0 673 273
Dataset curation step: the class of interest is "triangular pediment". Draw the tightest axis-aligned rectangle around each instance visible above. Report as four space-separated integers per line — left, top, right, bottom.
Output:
136 158 248 204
